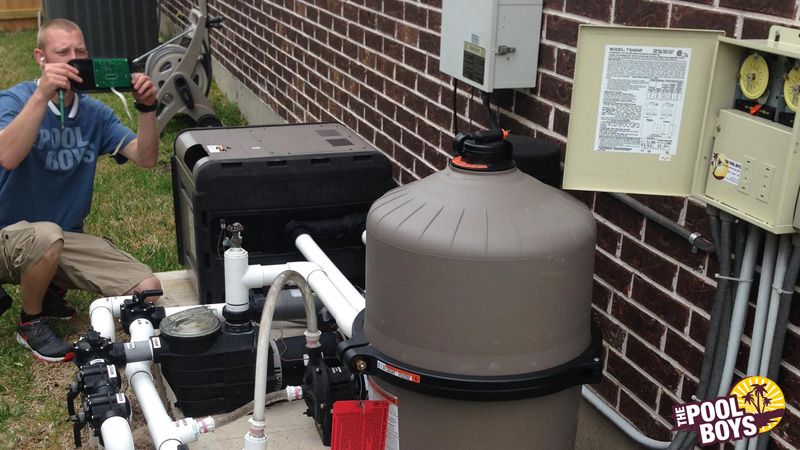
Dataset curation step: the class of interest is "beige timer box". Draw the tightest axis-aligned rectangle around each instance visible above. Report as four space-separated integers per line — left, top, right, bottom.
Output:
564 25 800 234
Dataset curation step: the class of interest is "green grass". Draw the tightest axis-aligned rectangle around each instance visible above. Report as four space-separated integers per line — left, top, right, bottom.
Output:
0 28 246 448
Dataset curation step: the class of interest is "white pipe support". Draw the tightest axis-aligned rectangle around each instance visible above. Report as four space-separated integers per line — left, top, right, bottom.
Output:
295 234 366 312
89 296 129 341
100 416 135 450
581 387 669 449
224 246 252 312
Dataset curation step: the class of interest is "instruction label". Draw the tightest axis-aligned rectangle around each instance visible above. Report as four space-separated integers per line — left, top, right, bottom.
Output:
367 377 399 450
594 45 692 156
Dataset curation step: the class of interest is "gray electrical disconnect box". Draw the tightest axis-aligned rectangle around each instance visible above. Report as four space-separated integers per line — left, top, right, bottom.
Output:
439 0 543 92
564 25 800 234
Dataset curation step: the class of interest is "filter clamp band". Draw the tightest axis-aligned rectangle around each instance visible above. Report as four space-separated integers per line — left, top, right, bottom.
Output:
338 311 603 401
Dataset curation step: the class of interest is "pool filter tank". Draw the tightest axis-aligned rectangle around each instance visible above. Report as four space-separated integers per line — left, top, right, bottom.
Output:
340 130 602 449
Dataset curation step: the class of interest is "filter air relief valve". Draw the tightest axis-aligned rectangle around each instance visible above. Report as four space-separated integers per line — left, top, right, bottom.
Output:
450 129 514 171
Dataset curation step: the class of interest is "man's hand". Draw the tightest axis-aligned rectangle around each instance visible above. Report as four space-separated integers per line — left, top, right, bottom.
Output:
37 62 82 99
131 73 157 107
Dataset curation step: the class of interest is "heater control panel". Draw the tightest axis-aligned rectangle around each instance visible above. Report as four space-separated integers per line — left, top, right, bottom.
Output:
439 0 542 92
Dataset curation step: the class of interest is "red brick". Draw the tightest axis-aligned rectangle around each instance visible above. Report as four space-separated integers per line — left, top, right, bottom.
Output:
594 193 645 237
620 237 678 290
545 14 582 47
675 268 715 313
383 0 402 16
596 220 620 254
544 0 564 11
627 194 684 223
618 390 672 441
631 275 689 330
607 351 659 404
592 308 626 351
664 329 703 376
594 369 621 406
720 0 796 18
376 15 396 36
566 190 594 209
539 43 557 71
643 220 707 271
782 330 800 368
419 30 440 55
670 5 737 37
427 10 441 33
556 48 575 78
741 18 775 40
689 311 709 346
553 108 569 137
538 72 572 107
626 336 682 392
594 251 633 294
592 279 613 310
565 0 610 22
777 366 800 410
396 23 419 46
772 408 800 446
513 91 551 128
404 3 426 26
611 294 665 346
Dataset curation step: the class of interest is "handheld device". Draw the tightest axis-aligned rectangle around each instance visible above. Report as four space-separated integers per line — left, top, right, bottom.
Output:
68 58 134 93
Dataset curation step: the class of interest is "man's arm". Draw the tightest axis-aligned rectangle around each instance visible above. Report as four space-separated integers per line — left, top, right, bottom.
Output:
0 63 80 170
118 73 159 168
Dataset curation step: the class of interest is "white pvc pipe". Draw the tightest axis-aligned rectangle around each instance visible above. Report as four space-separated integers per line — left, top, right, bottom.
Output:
718 224 763 397
295 234 366 312
89 296 129 341
127 319 183 450
224 246 251 312
100 416 135 450
237 261 361 337
758 235 792 375
361 230 367 245
126 320 214 449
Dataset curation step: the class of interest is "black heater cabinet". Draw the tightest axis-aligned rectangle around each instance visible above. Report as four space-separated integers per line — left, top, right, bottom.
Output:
172 123 394 304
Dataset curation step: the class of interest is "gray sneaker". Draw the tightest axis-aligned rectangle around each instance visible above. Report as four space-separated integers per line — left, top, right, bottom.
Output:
16 318 74 362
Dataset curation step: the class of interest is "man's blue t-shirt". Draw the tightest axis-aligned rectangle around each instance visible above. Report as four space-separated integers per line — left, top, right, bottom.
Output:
0 81 135 232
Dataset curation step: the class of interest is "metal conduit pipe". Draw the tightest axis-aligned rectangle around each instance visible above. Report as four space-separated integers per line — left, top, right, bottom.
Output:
609 192 715 253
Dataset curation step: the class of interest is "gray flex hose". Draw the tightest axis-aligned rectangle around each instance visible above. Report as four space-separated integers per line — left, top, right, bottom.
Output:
669 208 732 450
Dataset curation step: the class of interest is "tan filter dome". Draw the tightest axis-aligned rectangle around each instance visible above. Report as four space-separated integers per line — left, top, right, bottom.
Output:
340 131 602 449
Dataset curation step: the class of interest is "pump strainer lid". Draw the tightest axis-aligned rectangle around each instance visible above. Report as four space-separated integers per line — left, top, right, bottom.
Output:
160 307 221 339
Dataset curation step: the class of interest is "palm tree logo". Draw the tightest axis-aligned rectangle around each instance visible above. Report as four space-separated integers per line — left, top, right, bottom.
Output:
731 376 785 433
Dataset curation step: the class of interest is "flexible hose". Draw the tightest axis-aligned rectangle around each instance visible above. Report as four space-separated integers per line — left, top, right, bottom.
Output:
753 234 800 450
481 91 499 127
253 270 318 426
668 208 732 450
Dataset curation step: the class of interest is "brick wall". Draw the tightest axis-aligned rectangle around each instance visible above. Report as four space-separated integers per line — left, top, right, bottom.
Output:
161 1 800 448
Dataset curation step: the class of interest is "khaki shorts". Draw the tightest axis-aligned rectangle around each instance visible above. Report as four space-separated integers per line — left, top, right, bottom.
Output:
0 221 154 296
